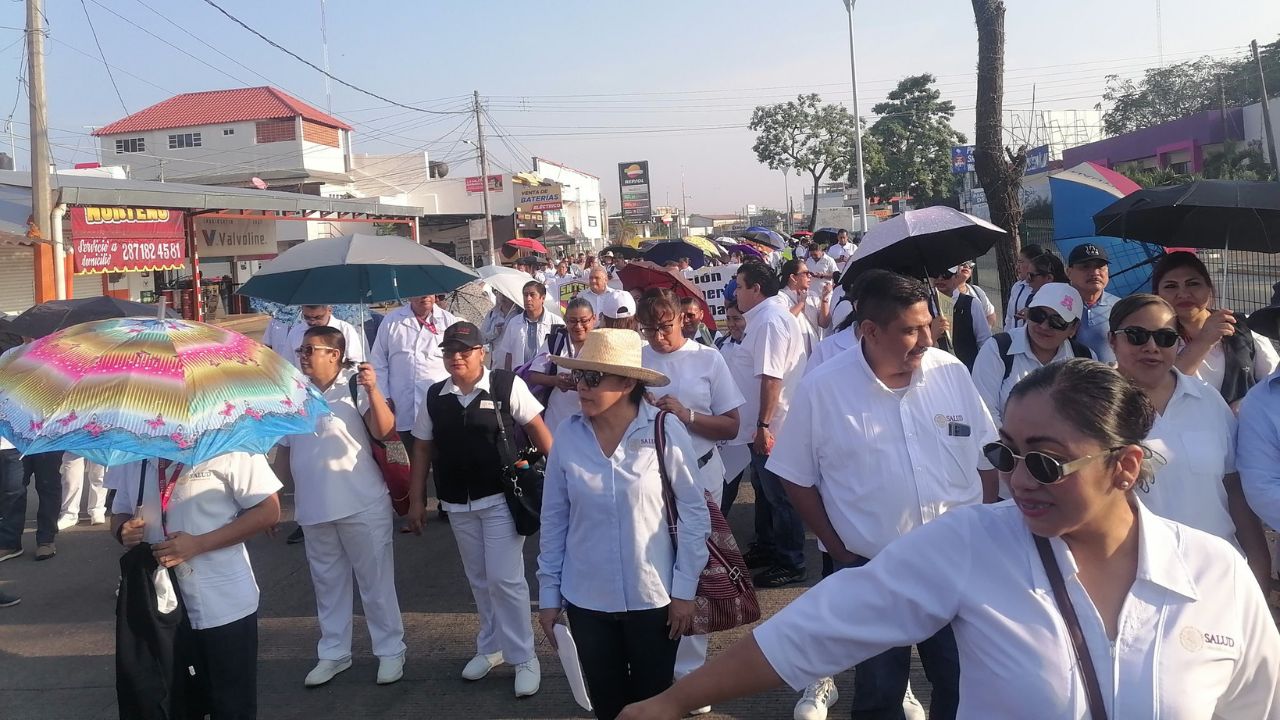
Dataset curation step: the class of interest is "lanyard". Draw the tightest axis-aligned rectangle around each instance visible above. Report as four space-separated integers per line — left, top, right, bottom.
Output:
156 458 185 536
419 312 439 335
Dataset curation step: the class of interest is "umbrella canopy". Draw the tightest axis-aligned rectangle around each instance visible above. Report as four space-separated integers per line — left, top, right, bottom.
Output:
11 296 180 338
711 236 738 248
726 243 765 260
602 244 643 259
506 237 548 254
812 227 843 246
742 227 786 250
445 280 495 325
236 233 478 305
616 261 712 323
478 265 534 304
844 206 1006 282
684 236 723 258
0 317 327 466
643 240 707 270
1092 180 1280 253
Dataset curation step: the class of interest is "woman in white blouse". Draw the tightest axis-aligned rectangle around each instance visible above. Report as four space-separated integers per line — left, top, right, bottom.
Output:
1153 251 1280 409
779 258 830 354
526 297 596 433
636 291 744 710
618 359 1280 719
1108 294 1270 587
537 329 712 720
275 326 407 688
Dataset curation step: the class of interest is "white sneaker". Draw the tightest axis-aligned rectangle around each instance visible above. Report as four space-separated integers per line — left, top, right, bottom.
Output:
89 510 106 526
903 681 926 720
376 652 405 685
514 657 540 697
56 514 78 531
304 658 352 688
461 651 504 681
795 677 838 720
688 706 712 715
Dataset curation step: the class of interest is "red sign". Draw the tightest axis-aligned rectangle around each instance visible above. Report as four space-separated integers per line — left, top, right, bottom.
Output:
464 175 504 194
70 206 187 274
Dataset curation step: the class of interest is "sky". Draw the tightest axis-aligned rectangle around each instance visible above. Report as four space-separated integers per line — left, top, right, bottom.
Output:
1 0 1277 215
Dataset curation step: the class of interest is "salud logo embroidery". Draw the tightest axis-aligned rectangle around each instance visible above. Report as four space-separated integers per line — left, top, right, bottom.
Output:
1179 626 1204 652
934 413 964 428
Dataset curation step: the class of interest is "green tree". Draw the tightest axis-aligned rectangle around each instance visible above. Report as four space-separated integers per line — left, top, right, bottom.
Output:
867 74 968 205
1202 142 1275 181
749 93 880 230
1103 36 1280 135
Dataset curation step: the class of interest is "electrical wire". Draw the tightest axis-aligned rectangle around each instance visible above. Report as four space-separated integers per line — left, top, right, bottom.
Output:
79 0 129 115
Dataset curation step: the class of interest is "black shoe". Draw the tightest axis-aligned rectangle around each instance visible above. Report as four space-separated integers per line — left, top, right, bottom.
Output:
742 544 775 569
753 564 806 588
0 590 19 607
438 507 449 524
287 526 305 544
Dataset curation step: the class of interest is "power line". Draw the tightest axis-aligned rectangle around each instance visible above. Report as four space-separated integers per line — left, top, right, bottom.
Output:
197 0 467 116
79 0 128 115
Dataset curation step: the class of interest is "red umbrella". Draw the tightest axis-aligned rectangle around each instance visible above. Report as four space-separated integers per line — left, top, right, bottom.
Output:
616 260 712 327
507 237 549 254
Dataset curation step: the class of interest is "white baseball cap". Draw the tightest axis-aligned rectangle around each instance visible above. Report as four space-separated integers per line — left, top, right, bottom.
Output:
601 291 635 320
1027 282 1083 323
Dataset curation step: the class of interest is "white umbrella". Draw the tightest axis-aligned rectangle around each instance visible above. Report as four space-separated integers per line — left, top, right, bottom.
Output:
477 265 534 304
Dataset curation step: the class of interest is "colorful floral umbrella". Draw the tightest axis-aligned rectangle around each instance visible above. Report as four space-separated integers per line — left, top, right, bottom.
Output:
0 317 328 466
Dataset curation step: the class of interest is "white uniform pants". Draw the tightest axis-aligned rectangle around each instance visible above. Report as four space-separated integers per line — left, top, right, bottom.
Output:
303 500 406 661
60 454 106 518
674 471 722 680
449 502 536 665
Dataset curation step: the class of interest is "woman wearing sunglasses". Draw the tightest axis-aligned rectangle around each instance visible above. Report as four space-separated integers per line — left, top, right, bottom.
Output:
273 326 406 688
636 292 744 711
779 258 831 355
1108 294 1271 588
526 297 596 433
1152 251 1279 408
617 358 1280 720
537 329 711 720
971 283 1094 428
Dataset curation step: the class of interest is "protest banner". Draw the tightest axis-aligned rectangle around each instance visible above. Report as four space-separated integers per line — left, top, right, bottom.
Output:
691 263 740 331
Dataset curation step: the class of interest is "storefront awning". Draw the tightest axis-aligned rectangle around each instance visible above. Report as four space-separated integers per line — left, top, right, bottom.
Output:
0 184 37 246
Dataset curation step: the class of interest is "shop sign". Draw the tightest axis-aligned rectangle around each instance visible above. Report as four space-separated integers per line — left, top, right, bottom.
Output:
70 206 187 274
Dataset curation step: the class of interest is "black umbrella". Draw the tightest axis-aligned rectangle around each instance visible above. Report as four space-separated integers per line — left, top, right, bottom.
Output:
642 240 707 270
1247 282 1280 342
742 227 786 250
1092 180 1280 253
812 227 843 246
601 244 642 259
11 296 179 338
841 206 1006 288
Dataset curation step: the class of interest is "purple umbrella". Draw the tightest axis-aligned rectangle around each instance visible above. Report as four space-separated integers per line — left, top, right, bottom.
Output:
726 243 764 260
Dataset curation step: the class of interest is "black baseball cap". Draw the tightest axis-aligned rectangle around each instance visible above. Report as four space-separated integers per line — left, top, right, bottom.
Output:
1068 243 1109 266
442 321 483 349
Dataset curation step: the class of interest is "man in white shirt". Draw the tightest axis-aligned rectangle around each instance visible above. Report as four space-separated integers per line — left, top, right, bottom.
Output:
369 295 458 453
578 267 626 316
804 245 838 297
825 229 855 269
768 269 998 720
729 262 808 588
285 305 366 369
544 259 575 313
497 280 564 371
1066 242 1121 363
931 265 993 370
678 257 696 280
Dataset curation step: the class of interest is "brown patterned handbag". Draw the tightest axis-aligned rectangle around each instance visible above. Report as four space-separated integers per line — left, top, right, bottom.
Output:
655 411 761 636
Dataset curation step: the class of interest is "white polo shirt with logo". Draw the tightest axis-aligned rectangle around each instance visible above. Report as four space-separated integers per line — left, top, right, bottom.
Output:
729 294 806 444
766 344 997 559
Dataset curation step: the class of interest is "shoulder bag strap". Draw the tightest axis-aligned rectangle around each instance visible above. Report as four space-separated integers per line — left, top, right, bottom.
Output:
993 332 1014 381
653 410 679 547
1034 535 1109 720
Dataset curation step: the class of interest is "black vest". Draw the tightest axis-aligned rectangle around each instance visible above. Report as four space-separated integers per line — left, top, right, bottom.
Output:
425 369 519 504
1218 325 1258 405
952 293 979 370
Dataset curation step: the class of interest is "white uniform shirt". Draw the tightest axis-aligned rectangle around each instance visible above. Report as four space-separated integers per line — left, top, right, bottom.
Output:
754 502 1280 719
642 341 745 492
1239 372 1280 528
781 288 825 352
579 287 629 317
767 344 996 559
1180 332 1280 396
538 335 586 435
805 254 838 286
805 326 857 376
368 304 459 432
952 288 994 350
411 369 543 513
285 316 367 369
108 452 281 629
971 327 1096 427
826 242 854 267
958 284 997 321
279 367 388 526
537 402 711 613
1004 279 1033 329
1143 371 1241 551
730 295 806 444
495 309 565 370
263 317 293 357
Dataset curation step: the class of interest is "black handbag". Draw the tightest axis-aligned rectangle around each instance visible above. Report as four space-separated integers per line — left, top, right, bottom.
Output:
491 372 544 536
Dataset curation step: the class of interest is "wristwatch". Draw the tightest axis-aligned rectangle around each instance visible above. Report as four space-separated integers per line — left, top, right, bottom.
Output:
756 421 770 429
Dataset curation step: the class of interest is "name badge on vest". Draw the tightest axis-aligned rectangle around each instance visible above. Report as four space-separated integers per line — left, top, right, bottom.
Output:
479 400 496 410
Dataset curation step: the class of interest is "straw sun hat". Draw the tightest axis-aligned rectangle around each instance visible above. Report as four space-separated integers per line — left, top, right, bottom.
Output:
554 328 669 387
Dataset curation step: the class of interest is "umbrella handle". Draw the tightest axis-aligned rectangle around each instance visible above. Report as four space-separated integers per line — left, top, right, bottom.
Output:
135 459 150 512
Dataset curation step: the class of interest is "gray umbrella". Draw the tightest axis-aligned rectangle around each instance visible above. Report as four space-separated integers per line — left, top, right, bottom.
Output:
444 281 494 325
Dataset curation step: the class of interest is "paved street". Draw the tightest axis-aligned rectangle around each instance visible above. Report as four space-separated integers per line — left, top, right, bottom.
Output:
0 479 897 720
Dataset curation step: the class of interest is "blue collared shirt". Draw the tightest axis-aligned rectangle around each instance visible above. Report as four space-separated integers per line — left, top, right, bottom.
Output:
537 402 711 613
1238 370 1280 528
1074 290 1120 363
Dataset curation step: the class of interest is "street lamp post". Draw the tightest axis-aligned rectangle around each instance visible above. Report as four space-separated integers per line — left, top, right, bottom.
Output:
843 0 870 237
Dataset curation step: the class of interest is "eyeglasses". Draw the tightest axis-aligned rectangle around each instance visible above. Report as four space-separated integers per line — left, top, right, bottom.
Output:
295 345 339 356
1026 307 1071 331
1112 326 1179 348
301 314 329 324
932 271 956 280
983 441 1125 485
565 317 594 327
443 346 480 359
571 369 611 388
640 322 678 336
681 312 701 321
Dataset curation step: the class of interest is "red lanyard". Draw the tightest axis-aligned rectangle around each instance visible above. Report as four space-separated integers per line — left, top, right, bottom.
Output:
156 458 185 536
420 314 439 335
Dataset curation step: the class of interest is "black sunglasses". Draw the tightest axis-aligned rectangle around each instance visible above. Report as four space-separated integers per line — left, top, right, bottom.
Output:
1026 307 1071 331
932 270 956 280
983 441 1124 485
571 369 609 388
1113 327 1179 348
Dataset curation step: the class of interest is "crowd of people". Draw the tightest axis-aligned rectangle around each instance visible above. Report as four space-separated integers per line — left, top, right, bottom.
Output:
5 233 1280 720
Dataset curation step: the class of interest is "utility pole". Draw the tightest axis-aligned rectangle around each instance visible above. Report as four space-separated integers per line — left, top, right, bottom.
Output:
474 90 495 264
842 0 869 237
1252 40 1280 177
320 0 333 112
27 0 60 298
